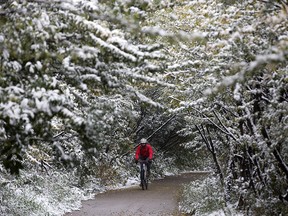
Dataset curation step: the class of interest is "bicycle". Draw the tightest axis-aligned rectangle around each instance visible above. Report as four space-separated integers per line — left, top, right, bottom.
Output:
138 159 149 190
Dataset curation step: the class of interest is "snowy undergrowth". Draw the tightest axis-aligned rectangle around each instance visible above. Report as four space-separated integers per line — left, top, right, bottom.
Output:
0 166 98 216
179 175 243 216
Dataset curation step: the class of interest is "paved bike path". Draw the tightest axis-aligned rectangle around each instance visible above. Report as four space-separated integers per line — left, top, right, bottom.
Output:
64 172 209 216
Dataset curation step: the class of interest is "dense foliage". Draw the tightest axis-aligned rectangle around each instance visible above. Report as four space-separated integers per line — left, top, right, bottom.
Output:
0 0 186 215
149 0 288 215
0 0 177 174
0 0 287 215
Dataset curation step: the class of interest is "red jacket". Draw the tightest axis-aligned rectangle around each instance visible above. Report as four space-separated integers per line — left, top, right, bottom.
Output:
135 144 153 160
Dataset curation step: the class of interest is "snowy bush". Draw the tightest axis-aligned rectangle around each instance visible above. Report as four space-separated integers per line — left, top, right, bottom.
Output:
0 168 93 216
179 175 226 215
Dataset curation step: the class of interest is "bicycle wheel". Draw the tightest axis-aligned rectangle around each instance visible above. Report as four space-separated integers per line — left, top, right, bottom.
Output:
140 169 145 190
143 166 148 190
144 178 148 190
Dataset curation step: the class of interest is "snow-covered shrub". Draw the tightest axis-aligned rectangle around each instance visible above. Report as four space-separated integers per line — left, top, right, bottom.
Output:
242 194 288 216
179 175 226 215
0 168 94 216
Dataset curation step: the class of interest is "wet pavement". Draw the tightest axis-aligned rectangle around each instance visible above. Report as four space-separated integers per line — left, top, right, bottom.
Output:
64 172 209 216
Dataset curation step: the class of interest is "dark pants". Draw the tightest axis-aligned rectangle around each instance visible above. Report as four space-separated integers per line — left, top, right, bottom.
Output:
140 157 151 175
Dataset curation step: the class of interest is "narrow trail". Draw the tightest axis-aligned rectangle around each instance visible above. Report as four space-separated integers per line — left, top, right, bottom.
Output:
64 172 209 216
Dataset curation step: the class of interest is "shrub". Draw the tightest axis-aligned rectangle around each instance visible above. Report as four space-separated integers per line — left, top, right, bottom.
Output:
179 175 226 215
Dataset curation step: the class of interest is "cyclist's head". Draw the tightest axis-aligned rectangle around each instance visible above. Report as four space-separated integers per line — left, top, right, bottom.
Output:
140 138 148 146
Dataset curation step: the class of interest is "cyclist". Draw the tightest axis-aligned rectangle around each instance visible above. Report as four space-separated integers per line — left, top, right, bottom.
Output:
135 138 153 177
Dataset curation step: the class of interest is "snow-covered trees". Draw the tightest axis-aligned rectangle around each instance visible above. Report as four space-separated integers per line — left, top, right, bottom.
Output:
148 0 288 214
1 0 287 215
0 0 177 174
